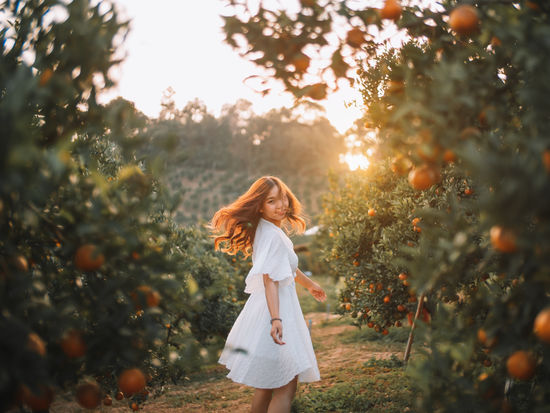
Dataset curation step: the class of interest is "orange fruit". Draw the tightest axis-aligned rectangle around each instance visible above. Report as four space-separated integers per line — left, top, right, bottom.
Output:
421 307 431 323
490 36 502 47
60 330 86 358
506 351 536 381
533 307 550 344
346 28 365 48
443 149 456 163
382 328 389 335
20 384 54 411
411 218 421 226
305 83 327 100
397 304 406 312
449 5 479 36
76 382 102 409
75 244 104 271
12 255 29 272
464 188 473 196
131 285 161 310
353 260 360 267
383 295 391 303
345 303 351 311
27 333 46 356
131 402 139 411
103 395 113 406
413 226 421 233
408 164 441 190
490 226 517 253
379 0 402 21
367 322 374 328
118 368 146 396
292 53 310 73
39 68 54 86
542 149 550 173
386 80 404 94
398 272 408 280
368 208 376 216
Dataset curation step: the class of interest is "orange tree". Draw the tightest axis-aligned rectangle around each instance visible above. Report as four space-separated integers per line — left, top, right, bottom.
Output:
222 0 550 411
0 1 244 411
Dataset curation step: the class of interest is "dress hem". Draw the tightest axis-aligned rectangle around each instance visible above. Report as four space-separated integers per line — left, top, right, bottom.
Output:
219 361 320 389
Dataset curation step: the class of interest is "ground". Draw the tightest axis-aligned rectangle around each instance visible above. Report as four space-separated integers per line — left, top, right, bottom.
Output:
49 312 413 412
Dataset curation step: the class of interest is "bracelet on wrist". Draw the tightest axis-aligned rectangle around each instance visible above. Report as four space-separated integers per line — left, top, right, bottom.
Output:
270 317 282 324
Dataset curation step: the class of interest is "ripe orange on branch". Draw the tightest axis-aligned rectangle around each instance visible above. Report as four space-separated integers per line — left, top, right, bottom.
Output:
291 53 310 73
20 385 54 411
118 368 146 396
305 83 327 100
75 244 105 271
506 351 536 381
60 329 87 358
490 226 517 253
543 149 550 173
368 208 376 217
76 382 102 409
449 5 479 36
534 308 550 344
386 80 404 95
131 285 161 310
408 164 441 190
346 28 365 48
379 0 402 21
27 332 46 356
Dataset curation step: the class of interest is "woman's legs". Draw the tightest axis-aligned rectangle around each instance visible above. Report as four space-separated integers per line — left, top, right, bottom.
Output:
251 388 273 413
267 375 298 413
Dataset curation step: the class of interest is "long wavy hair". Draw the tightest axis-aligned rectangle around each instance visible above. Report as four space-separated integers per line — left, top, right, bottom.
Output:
209 176 306 257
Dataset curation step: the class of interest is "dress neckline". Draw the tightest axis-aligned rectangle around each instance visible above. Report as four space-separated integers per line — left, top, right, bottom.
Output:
260 217 282 230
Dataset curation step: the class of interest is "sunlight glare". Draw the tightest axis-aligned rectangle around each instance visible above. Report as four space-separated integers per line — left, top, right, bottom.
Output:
340 152 370 171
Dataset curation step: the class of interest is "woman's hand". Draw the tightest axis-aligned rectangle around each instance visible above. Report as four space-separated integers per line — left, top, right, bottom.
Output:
308 282 327 302
270 320 285 345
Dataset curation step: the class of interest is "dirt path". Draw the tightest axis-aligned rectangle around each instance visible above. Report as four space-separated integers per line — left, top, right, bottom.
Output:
50 312 403 412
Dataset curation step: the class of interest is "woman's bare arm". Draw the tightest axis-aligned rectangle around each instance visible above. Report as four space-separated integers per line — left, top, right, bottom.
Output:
263 274 285 345
295 268 327 302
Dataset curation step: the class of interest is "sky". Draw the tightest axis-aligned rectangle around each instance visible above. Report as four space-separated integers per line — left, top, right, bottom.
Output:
106 0 365 134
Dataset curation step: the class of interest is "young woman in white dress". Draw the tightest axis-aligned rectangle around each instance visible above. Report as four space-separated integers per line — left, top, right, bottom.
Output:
210 176 326 413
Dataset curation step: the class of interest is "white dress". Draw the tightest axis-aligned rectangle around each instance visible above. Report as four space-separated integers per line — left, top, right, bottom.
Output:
218 217 321 389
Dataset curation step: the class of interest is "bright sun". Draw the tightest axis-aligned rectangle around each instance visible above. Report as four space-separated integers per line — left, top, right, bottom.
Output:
340 152 370 171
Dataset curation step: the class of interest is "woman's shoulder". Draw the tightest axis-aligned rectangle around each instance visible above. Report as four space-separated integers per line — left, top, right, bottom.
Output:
255 218 287 245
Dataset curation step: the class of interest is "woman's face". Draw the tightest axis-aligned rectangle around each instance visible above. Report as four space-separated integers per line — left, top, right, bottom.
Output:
261 185 289 226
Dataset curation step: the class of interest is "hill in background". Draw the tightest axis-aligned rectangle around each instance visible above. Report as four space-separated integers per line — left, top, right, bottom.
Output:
145 95 349 226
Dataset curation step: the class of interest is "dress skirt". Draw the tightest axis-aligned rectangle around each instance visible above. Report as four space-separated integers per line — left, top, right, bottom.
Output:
218 276 321 389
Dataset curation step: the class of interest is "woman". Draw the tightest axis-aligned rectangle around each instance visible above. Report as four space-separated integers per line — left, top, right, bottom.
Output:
210 176 326 413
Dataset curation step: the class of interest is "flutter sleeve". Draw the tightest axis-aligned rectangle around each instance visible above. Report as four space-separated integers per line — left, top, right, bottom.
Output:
244 229 295 294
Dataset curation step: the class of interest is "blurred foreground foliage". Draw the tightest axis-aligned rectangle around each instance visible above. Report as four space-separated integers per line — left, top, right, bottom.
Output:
0 1 246 411
226 0 550 411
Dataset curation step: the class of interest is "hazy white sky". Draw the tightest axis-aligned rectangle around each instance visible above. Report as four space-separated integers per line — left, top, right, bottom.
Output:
107 0 365 133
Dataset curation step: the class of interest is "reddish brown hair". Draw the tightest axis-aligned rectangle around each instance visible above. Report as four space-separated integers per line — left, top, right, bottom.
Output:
209 176 306 257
